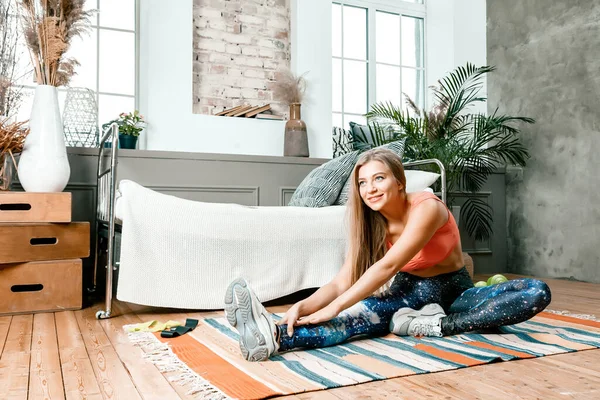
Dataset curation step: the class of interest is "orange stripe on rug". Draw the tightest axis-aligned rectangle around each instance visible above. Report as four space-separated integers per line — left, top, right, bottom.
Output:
464 341 535 359
189 323 306 393
156 333 279 399
538 312 600 328
413 343 487 367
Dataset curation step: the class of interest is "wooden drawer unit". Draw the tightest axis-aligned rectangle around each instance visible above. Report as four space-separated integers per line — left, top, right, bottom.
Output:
0 222 90 263
0 259 82 315
0 192 71 223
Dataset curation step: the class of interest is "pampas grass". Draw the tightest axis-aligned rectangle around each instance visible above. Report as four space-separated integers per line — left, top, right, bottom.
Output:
18 0 94 86
273 68 307 105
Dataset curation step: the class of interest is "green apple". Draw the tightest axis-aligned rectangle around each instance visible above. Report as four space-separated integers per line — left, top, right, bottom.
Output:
474 281 488 288
487 274 508 285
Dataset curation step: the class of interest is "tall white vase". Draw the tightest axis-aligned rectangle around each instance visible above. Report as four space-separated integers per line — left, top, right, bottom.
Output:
18 85 70 192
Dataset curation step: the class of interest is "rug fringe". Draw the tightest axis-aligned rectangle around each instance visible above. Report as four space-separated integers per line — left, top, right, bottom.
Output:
124 326 231 400
546 309 599 321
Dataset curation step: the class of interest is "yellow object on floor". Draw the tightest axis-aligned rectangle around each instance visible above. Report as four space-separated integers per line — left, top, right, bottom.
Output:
127 320 181 332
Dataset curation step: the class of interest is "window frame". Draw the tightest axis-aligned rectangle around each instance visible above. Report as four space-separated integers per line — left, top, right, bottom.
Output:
332 0 427 128
15 0 140 121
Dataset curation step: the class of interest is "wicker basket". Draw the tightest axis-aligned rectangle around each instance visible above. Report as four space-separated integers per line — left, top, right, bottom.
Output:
463 252 474 279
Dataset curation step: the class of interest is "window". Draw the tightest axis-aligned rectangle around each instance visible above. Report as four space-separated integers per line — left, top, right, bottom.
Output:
332 0 425 129
15 0 138 132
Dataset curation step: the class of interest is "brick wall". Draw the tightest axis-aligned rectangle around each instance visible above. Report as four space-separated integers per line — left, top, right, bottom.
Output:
192 0 291 116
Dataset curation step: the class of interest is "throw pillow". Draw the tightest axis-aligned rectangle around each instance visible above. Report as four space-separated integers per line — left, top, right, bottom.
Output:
348 121 375 151
332 126 353 158
288 150 360 207
334 140 405 205
349 121 398 151
404 170 441 193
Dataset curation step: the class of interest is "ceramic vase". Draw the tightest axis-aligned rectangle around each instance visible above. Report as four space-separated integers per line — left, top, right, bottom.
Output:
18 85 70 192
284 103 309 157
0 153 14 190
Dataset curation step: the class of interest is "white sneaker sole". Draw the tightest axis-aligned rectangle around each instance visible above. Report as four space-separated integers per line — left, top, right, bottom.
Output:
391 303 445 335
224 278 274 362
393 303 445 318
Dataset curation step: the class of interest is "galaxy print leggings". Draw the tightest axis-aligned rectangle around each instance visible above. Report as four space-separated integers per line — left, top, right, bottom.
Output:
278 267 551 352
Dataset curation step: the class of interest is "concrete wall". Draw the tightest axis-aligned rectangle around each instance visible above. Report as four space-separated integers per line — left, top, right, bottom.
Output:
487 1 600 282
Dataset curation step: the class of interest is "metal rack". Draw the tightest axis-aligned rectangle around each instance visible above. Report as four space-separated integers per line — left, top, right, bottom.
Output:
93 124 119 319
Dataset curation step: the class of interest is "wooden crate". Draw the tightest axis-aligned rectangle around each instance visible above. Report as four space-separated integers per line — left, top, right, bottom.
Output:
0 259 82 315
0 192 71 223
0 222 90 263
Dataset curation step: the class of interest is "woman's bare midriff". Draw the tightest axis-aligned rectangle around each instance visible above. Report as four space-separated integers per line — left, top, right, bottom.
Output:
405 245 465 278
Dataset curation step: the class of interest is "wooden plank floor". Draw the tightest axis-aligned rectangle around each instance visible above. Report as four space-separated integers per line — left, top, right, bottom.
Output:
1 274 599 399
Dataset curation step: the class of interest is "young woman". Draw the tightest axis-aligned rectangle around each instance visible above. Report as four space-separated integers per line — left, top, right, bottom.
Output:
224 148 551 362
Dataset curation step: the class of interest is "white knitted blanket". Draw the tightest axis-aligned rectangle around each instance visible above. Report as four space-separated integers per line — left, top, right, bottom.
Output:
114 180 347 309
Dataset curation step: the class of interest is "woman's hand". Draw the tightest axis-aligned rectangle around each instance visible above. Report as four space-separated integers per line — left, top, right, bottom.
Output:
296 303 341 326
277 301 305 336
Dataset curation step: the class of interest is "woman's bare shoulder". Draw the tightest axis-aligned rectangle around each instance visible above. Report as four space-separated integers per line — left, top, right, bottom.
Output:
407 192 443 208
407 193 448 224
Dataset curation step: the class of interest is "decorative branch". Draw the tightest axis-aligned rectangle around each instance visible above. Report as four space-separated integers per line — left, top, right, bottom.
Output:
0 117 29 175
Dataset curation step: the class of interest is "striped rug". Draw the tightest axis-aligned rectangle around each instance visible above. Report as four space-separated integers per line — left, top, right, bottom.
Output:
126 311 600 400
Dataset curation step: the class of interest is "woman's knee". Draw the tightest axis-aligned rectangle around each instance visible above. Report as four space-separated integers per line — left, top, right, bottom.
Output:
526 279 552 309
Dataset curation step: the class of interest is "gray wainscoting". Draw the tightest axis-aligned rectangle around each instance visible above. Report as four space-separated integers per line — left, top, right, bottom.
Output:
450 171 507 275
12 147 507 296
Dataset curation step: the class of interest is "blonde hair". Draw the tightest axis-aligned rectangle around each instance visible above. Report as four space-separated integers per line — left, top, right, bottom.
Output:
346 148 407 294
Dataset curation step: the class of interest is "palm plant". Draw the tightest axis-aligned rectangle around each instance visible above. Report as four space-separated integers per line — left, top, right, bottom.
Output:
361 63 534 241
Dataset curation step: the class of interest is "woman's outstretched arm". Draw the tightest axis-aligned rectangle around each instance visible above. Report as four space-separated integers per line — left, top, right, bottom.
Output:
278 250 354 335
297 199 446 325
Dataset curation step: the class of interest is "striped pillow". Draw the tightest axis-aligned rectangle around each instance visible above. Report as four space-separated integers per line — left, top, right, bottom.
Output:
288 150 360 207
334 140 405 205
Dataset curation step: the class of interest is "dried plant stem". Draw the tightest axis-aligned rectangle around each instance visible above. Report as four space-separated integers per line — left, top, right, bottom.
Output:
273 67 307 106
18 0 93 86
0 118 29 157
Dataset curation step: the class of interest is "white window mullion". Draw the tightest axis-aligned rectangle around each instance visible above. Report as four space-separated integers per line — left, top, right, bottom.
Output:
422 15 428 110
398 13 403 109
366 5 377 117
340 4 345 127
342 0 425 16
134 0 141 110
95 0 101 114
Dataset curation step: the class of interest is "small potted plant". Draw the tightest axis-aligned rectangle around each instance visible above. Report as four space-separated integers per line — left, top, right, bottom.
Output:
103 110 146 149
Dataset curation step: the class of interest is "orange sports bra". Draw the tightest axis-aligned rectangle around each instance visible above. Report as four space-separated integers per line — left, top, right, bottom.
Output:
386 191 460 272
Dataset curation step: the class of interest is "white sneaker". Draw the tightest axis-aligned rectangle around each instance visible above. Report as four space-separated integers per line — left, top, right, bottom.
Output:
390 303 446 337
224 278 279 361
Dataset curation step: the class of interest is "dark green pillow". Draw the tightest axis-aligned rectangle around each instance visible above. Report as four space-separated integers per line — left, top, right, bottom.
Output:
288 150 361 207
349 121 399 151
